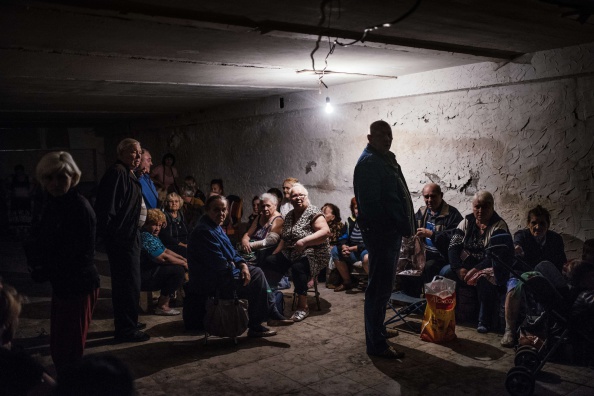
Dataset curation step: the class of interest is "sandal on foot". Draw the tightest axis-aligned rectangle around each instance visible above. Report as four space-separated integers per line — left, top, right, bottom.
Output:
500 329 516 347
291 309 309 322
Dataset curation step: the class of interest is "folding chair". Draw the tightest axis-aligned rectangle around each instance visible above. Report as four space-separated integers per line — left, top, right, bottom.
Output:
384 291 426 332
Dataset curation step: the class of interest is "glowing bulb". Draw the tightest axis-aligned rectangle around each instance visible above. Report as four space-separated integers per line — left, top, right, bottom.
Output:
383 23 391 27
325 97 333 114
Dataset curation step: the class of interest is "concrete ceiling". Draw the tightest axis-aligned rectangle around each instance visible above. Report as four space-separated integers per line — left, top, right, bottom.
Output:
1 0 594 126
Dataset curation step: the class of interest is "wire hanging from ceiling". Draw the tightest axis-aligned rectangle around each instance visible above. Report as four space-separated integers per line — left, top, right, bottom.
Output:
311 0 423 90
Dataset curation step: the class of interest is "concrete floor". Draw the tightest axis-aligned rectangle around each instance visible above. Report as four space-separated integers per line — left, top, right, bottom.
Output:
3 243 594 396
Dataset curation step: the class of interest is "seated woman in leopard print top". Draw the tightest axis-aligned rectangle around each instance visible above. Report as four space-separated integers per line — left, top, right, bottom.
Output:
261 183 331 322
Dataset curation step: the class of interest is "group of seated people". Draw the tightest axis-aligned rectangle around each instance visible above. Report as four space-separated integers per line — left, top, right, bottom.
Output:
381 183 593 352
139 175 327 334
138 175 246 316
161 170 584 346
141 168 592 351
102 147 594 346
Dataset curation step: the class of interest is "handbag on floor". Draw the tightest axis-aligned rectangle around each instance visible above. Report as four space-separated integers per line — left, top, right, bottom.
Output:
203 291 249 339
420 276 457 343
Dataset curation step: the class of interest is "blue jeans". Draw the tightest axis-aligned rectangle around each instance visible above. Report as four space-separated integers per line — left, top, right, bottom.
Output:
361 229 402 355
330 245 368 264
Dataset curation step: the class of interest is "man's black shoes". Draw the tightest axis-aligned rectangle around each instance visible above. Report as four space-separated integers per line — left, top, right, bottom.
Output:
114 330 150 343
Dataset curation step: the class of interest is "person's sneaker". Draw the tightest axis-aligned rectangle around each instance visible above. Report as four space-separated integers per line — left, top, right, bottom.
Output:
500 329 516 348
154 307 181 316
369 346 405 359
477 323 489 334
247 325 277 338
114 330 150 343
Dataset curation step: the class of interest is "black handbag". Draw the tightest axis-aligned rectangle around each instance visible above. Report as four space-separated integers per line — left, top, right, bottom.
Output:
203 291 249 340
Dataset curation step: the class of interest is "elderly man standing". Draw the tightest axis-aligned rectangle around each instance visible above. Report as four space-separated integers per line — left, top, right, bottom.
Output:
136 149 159 209
354 120 415 359
95 138 150 343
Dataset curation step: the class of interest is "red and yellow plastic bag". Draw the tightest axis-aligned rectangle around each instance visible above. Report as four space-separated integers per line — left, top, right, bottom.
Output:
420 276 457 343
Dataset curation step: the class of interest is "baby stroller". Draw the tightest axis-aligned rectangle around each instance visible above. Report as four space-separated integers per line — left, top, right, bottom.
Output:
485 245 593 396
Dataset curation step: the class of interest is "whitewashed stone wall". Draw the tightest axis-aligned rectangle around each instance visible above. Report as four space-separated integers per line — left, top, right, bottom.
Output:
134 43 594 259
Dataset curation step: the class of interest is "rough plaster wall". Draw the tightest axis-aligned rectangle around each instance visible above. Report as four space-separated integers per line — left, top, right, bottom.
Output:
136 44 594 259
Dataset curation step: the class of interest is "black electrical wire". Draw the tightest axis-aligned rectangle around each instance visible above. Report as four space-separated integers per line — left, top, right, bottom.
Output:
312 0 423 89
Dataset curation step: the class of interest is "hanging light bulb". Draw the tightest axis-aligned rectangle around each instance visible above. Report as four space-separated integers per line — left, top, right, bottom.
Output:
325 97 334 114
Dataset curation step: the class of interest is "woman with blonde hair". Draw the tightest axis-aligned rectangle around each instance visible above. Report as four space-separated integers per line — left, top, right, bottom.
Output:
161 192 189 257
140 208 187 315
26 151 100 371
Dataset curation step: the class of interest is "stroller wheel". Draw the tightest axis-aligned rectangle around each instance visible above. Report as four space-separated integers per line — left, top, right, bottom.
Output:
515 345 538 354
505 366 535 396
514 349 541 372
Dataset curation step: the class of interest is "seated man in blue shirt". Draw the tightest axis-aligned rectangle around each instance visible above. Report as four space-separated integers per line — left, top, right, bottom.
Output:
185 195 291 336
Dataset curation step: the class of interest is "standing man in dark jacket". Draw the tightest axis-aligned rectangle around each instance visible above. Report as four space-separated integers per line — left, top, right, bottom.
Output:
95 138 150 343
354 120 415 359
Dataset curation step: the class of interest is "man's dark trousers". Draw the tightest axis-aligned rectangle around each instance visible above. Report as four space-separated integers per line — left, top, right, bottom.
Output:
106 232 141 337
362 229 402 355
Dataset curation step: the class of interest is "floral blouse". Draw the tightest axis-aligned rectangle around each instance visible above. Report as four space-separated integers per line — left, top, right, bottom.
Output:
281 205 330 277
141 231 166 259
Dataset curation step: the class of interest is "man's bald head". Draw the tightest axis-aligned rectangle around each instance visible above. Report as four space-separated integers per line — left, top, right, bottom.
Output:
367 120 393 154
422 183 444 212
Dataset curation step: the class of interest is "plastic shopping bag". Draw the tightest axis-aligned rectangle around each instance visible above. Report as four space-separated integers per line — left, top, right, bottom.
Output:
396 236 426 276
420 276 457 343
